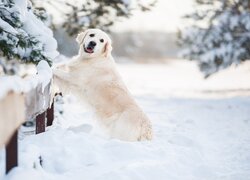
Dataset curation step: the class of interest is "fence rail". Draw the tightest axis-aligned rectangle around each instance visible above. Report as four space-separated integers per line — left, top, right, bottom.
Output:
0 61 55 174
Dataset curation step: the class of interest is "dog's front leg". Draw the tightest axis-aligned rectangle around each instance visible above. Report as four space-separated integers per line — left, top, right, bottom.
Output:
53 68 74 95
53 69 72 83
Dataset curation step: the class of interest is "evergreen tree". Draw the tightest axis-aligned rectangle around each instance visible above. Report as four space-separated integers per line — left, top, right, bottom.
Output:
0 0 58 72
178 0 250 77
32 0 156 36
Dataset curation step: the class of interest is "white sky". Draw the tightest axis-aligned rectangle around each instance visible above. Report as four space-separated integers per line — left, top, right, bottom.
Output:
111 0 194 32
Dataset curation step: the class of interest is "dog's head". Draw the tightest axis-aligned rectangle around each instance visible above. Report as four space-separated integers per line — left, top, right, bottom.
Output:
76 29 112 59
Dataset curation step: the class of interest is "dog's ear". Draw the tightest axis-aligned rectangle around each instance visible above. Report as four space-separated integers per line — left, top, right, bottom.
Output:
103 41 112 58
76 30 88 44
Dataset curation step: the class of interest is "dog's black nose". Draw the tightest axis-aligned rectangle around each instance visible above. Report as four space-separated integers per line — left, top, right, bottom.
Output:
89 41 96 47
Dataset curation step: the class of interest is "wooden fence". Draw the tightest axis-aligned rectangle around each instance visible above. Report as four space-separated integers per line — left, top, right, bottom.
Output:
0 61 55 174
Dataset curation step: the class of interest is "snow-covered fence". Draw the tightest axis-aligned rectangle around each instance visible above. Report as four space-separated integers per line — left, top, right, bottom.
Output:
0 61 54 174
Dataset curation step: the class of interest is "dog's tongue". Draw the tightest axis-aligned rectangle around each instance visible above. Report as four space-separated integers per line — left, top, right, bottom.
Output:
86 47 93 53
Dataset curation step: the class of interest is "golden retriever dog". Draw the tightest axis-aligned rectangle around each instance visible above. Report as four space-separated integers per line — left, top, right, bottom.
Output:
53 29 152 141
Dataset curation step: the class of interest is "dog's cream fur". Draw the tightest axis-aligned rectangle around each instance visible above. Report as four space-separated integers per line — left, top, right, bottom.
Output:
53 29 152 141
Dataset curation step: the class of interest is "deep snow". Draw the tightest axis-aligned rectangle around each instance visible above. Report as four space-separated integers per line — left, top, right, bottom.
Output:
1 60 250 180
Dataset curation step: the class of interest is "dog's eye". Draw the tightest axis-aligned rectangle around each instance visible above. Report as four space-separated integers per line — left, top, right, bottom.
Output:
89 34 95 37
100 39 104 43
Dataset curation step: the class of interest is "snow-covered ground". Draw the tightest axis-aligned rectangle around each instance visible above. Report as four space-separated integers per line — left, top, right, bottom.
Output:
1 60 250 180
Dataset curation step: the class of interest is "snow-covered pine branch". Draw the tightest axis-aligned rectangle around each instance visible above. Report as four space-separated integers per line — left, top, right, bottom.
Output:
0 0 58 68
31 0 156 36
178 0 250 77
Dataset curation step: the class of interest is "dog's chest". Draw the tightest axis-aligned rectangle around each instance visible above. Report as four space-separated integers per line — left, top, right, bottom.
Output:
70 64 114 90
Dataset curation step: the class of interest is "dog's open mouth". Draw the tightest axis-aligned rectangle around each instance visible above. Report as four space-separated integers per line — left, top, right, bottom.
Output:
84 46 94 54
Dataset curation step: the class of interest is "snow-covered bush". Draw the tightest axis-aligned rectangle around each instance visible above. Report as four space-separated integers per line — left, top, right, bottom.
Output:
0 0 58 70
178 0 250 77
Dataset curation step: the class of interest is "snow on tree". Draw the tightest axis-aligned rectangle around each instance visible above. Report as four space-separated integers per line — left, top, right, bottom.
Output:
0 0 58 72
178 0 250 77
32 0 156 36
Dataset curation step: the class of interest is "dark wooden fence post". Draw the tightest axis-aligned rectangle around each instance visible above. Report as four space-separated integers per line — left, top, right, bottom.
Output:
6 130 18 174
46 100 54 126
36 112 46 134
